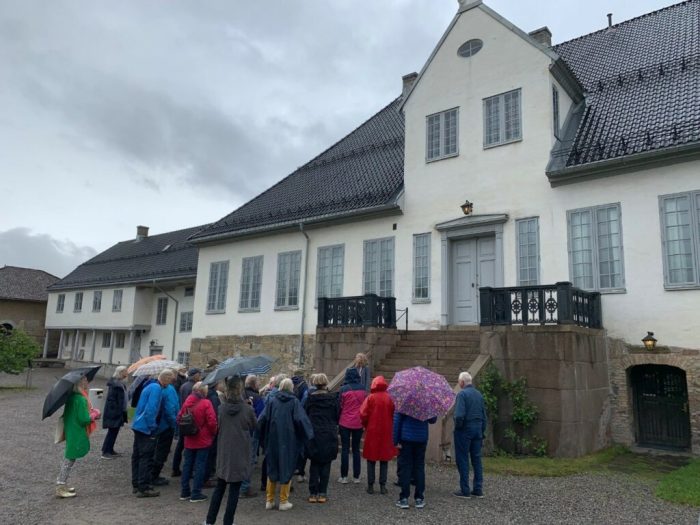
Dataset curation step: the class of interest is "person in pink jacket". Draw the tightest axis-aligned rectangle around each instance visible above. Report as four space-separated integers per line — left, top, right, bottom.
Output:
337 367 367 483
177 381 218 503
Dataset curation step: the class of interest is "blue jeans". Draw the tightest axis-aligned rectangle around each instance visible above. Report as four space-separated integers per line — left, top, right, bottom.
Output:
181 448 209 498
454 425 483 495
398 440 426 501
339 426 363 479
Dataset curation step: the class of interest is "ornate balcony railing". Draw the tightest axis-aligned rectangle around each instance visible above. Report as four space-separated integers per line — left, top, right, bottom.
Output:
479 282 602 329
317 294 397 329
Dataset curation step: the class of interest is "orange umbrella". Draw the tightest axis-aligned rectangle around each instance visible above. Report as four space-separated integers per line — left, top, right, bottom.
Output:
127 355 166 374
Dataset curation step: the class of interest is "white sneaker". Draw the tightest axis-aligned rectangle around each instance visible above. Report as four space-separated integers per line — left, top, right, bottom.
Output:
279 502 293 511
337 477 349 484
352 477 361 484
265 501 275 510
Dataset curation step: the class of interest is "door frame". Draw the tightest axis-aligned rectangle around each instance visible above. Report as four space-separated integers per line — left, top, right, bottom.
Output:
436 214 507 327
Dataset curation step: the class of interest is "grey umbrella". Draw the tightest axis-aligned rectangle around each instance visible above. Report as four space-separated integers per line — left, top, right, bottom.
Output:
42 366 101 420
202 355 274 386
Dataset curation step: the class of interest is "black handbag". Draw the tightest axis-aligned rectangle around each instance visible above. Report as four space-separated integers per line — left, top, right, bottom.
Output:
178 408 199 436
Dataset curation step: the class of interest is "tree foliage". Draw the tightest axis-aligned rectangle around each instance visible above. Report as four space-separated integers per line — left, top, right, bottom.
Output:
0 329 41 374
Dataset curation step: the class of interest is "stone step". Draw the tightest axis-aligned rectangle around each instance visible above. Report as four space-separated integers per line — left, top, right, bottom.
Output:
374 364 466 378
388 347 480 358
380 357 477 368
397 339 480 348
401 332 480 342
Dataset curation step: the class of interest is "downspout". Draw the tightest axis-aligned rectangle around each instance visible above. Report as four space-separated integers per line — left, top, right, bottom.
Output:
299 223 310 367
153 280 179 361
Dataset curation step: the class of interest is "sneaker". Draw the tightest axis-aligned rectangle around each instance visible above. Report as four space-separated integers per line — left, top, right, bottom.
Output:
415 498 425 509
55 486 76 498
337 477 349 484
279 501 293 511
352 477 361 484
308 495 318 503
100 454 115 460
317 495 327 503
110 451 123 457
137 489 160 498
453 490 470 498
152 477 169 486
190 494 208 503
171 470 182 478
179 494 191 501
265 501 275 510
471 490 484 498
380 485 388 495
395 498 409 509
366 485 374 494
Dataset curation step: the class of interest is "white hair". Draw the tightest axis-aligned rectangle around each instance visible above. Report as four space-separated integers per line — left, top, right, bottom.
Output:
279 378 294 393
458 371 472 386
113 365 128 378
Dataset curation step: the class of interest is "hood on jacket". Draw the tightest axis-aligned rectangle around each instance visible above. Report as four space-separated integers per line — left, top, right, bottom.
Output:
274 390 296 403
308 390 337 408
370 376 388 393
344 367 361 385
223 399 244 416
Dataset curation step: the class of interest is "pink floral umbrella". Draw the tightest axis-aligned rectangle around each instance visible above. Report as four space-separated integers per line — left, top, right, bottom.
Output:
388 366 456 421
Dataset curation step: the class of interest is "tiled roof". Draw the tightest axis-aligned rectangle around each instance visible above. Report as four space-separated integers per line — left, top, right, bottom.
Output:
49 225 207 291
190 97 405 241
0 266 59 302
551 0 700 171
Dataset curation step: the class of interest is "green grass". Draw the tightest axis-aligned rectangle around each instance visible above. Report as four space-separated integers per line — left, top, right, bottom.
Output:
656 459 700 506
483 446 627 477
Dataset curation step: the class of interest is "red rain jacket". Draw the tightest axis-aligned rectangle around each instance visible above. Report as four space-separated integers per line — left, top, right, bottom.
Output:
360 376 397 462
177 393 218 450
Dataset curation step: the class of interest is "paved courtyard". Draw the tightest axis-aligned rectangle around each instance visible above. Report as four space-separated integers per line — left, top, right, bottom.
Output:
1 368 698 525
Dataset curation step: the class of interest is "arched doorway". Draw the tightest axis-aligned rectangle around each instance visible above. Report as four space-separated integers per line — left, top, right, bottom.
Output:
630 364 691 450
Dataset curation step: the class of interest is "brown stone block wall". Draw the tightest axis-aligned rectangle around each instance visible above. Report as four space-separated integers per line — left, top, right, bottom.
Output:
0 299 48 346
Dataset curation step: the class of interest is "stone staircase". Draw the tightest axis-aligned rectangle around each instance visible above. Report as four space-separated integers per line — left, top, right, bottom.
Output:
373 328 481 384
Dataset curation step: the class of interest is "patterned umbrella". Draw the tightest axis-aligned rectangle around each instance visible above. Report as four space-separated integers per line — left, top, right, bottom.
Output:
132 359 180 377
202 355 274 386
127 355 166 374
388 366 456 421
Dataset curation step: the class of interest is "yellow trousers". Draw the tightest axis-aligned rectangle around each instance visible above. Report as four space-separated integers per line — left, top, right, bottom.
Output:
266 480 291 503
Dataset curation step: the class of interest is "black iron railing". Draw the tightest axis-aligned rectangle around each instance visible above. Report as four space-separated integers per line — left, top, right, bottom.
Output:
318 294 397 328
479 282 602 329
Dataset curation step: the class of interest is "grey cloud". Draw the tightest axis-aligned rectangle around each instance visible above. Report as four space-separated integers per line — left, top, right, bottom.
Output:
0 228 97 278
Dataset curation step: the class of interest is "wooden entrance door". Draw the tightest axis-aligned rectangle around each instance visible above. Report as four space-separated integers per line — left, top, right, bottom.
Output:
632 365 691 450
452 236 496 324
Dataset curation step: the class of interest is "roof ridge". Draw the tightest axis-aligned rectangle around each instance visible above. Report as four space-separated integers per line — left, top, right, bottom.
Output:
0 265 60 279
553 0 696 48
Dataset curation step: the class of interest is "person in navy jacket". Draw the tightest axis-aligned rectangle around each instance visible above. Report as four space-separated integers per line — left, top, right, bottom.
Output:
452 371 487 498
392 410 436 509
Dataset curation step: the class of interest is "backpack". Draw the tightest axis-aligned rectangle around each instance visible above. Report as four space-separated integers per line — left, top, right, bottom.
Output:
178 408 199 436
129 377 149 408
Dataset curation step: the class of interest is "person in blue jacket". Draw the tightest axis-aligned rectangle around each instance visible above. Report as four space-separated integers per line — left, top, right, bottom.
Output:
452 371 487 499
150 375 180 486
393 410 436 510
131 369 175 497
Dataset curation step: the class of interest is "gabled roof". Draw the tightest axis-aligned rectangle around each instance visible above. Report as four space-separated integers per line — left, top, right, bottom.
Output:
548 0 700 179
49 225 207 291
0 266 59 302
190 97 405 243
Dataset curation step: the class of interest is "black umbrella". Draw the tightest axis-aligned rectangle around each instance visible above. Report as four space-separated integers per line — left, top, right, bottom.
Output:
202 355 274 386
42 366 101 420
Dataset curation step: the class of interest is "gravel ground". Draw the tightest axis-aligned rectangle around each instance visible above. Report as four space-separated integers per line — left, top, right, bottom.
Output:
1 368 698 525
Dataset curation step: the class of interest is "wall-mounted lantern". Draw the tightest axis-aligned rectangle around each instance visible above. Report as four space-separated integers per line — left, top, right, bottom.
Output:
460 200 473 216
642 331 657 351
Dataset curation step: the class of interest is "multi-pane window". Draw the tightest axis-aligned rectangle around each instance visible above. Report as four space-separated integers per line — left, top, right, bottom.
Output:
115 332 125 348
56 294 65 313
276 251 302 308
483 88 522 147
239 256 263 311
74 292 83 312
156 297 168 325
517 218 540 286
317 245 344 299
659 191 700 287
184 287 195 297
177 351 190 367
426 108 458 161
102 332 111 348
567 204 625 291
179 311 193 332
413 234 431 301
92 291 102 312
80 332 87 347
552 86 560 138
112 290 123 312
206 261 229 313
364 238 395 297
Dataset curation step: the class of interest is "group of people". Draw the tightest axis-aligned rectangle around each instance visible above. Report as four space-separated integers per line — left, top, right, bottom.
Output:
55 352 487 525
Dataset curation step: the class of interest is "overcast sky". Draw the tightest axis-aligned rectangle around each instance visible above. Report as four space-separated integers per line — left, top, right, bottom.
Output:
0 0 674 277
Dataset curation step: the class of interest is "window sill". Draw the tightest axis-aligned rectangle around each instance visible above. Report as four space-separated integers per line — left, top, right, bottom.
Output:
412 298 431 304
206 310 226 315
483 137 522 150
274 306 300 311
112 309 121 313
238 308 261 314
599 288 627 295
426 152 459 163
664 284 700 291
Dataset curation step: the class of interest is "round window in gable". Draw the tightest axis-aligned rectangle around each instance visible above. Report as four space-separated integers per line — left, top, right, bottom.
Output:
457 39 483 58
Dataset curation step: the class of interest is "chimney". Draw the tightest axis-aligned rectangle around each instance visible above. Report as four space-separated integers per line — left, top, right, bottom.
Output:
136 225 149 240
402 72 418 99
528 27 552 47
607 13 613 28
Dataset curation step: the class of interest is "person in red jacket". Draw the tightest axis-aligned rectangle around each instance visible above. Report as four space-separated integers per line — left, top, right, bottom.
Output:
177 381 218 503
360 376 396 495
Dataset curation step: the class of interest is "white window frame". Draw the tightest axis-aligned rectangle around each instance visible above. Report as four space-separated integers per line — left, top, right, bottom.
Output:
426 107 459 162
316 244 344 301
156 297 168 325
184 287 195 297
92 290 102 312
177 351 190 367
483 88 522 148
659 190 700 289
412 233 431 303
179 311 193 332
206 261 229 314
74 292 83 312
363 237 395 297
566 203 626 292
115 332 125 348
239 256 263 312
56 294 65 313
80 332 87 347
275 251 302 309
101 332 111 348
112 289 123 312
516 217 540 286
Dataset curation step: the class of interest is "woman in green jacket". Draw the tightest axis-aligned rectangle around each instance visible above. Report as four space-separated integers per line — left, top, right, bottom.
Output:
56 376 94 498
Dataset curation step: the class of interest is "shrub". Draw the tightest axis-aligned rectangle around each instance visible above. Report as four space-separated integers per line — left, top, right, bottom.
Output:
0 329 41 374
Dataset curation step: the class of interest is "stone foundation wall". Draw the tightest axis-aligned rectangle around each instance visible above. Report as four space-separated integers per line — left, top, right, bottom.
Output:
0 300 48 347
189 334 316 378
608 339 700 454
481 324 610 458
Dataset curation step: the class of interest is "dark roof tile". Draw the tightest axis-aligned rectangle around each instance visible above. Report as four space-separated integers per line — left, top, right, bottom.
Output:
0 266 60 302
